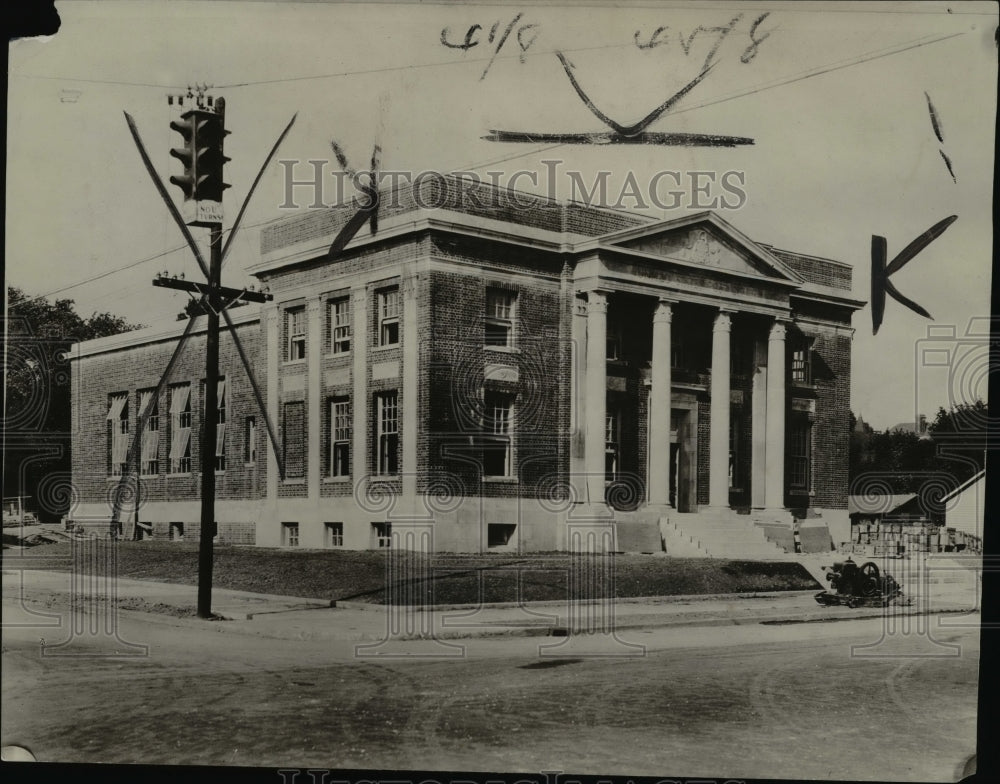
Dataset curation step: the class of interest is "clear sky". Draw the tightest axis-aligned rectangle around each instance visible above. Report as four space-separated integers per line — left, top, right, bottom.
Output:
6 0 996 429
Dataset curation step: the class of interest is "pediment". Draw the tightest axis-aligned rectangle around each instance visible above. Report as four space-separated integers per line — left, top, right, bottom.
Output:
608 219 799 283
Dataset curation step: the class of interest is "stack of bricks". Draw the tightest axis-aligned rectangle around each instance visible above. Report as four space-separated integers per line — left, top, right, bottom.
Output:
841 522 982 556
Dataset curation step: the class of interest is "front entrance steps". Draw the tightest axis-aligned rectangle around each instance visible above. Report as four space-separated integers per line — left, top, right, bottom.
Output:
659 509 788 559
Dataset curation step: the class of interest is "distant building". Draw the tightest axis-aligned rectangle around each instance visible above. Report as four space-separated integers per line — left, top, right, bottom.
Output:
848 493 931 526
941 469 985 541
68 176 864 552
888 414 929 437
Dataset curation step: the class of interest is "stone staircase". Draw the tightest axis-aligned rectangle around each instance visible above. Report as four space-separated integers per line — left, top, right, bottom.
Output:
659 510 788 559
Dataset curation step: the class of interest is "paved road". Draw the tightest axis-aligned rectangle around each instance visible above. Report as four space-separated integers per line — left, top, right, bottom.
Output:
2 592 979 781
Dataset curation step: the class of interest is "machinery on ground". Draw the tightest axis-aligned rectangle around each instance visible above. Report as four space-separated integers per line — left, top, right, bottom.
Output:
814 557 903 608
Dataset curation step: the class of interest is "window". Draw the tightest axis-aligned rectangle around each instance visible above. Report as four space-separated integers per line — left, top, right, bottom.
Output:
488 523 517 548
671 334 685 370
138 389 159 476
286 306 306 361
329 297 351 354
283 401 305 479
215 377 227 472
169 522 184 542
282 522 300 547
377 288 400 346
729 409 741 490
791 339 812 384
606 316 622 360
484 289 516 347
605 407 620 483
168 383 192 474
329 397 351 477
325 522 344 548
372 522 392 548
375 391 399 475
482 390 514 477
107 393 129 476
788 418 812 492
245 416 257 465
199 377 227 471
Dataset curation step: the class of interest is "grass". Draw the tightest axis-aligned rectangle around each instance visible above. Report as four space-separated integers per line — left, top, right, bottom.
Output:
15 540 821 605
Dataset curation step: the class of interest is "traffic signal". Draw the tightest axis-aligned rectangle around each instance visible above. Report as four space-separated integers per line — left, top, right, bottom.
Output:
168 112 199 202
193 109 230 203
168 104 230 204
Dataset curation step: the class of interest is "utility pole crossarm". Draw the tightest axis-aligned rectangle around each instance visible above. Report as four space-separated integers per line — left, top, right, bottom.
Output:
153 275 272 305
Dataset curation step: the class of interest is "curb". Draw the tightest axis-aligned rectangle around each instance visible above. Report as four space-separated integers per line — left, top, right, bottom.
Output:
12 597 973 643
333 589 823 613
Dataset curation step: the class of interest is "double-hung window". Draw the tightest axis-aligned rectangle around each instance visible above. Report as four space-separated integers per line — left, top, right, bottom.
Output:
484 289 516 348
286 306 306 361
788 419 812 493
482 391 514 477
168 384 192 474
330 397 351 477
329 297 351 354
377 288 400 347
138 389 159 476
375 391 398 475
107 393 129 476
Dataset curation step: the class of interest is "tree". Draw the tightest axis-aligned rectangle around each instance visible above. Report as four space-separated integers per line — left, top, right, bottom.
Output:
5 287 145 523
849 400 987 496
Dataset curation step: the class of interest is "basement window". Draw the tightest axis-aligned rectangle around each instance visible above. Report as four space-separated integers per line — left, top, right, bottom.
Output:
372 522 392 548
325 522 344 548
282 522 300 547
488 523 517 548
169 522 184 542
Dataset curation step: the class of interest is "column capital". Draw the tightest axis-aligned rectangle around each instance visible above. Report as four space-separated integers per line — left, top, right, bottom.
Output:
653 299 674 323
713 310 732 332
769 320 788 341
586 288 612 313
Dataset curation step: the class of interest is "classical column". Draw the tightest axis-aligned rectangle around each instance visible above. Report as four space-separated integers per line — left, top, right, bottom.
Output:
764 319 787 510
648 298 673 505
307 297 322 504
751 335 767 509
401 275 419 502
585 290 609 506
708 309 732 508
264 305 280 504
351 283 369 511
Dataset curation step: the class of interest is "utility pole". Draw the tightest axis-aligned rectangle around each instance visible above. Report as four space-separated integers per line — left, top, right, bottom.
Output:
154 90 271 618
123 90 292 618
198 222 222 617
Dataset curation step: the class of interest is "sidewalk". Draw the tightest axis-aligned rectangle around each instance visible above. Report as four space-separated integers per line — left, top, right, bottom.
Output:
1 566 981 643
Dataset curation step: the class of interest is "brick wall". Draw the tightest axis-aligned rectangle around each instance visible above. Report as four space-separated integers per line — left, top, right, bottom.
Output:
765 246 853 291
799 328 852 509
260 175 651 257
424 256 564 499
71 317 266 516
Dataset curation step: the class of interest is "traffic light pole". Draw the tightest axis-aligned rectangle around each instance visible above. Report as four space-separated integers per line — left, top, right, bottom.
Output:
128 94 290 620
197 223 223 618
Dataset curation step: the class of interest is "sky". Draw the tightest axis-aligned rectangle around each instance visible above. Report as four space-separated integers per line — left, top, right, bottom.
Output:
6 0 997 430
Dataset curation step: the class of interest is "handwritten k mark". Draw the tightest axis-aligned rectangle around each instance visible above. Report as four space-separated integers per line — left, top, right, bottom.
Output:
871 215 957 335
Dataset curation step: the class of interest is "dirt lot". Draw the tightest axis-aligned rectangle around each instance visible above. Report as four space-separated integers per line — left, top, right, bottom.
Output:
9 539 820 603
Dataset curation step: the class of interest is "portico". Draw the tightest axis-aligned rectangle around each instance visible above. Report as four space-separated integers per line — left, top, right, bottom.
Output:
571 211 808 524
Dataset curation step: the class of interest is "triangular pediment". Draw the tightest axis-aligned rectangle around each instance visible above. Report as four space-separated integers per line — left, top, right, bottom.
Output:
601 213 802 284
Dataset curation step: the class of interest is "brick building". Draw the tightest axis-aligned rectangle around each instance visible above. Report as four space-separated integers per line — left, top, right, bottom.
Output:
69 176 864 553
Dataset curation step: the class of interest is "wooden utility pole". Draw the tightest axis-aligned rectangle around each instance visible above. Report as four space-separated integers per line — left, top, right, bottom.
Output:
123 92 293 619
197 223 223 617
